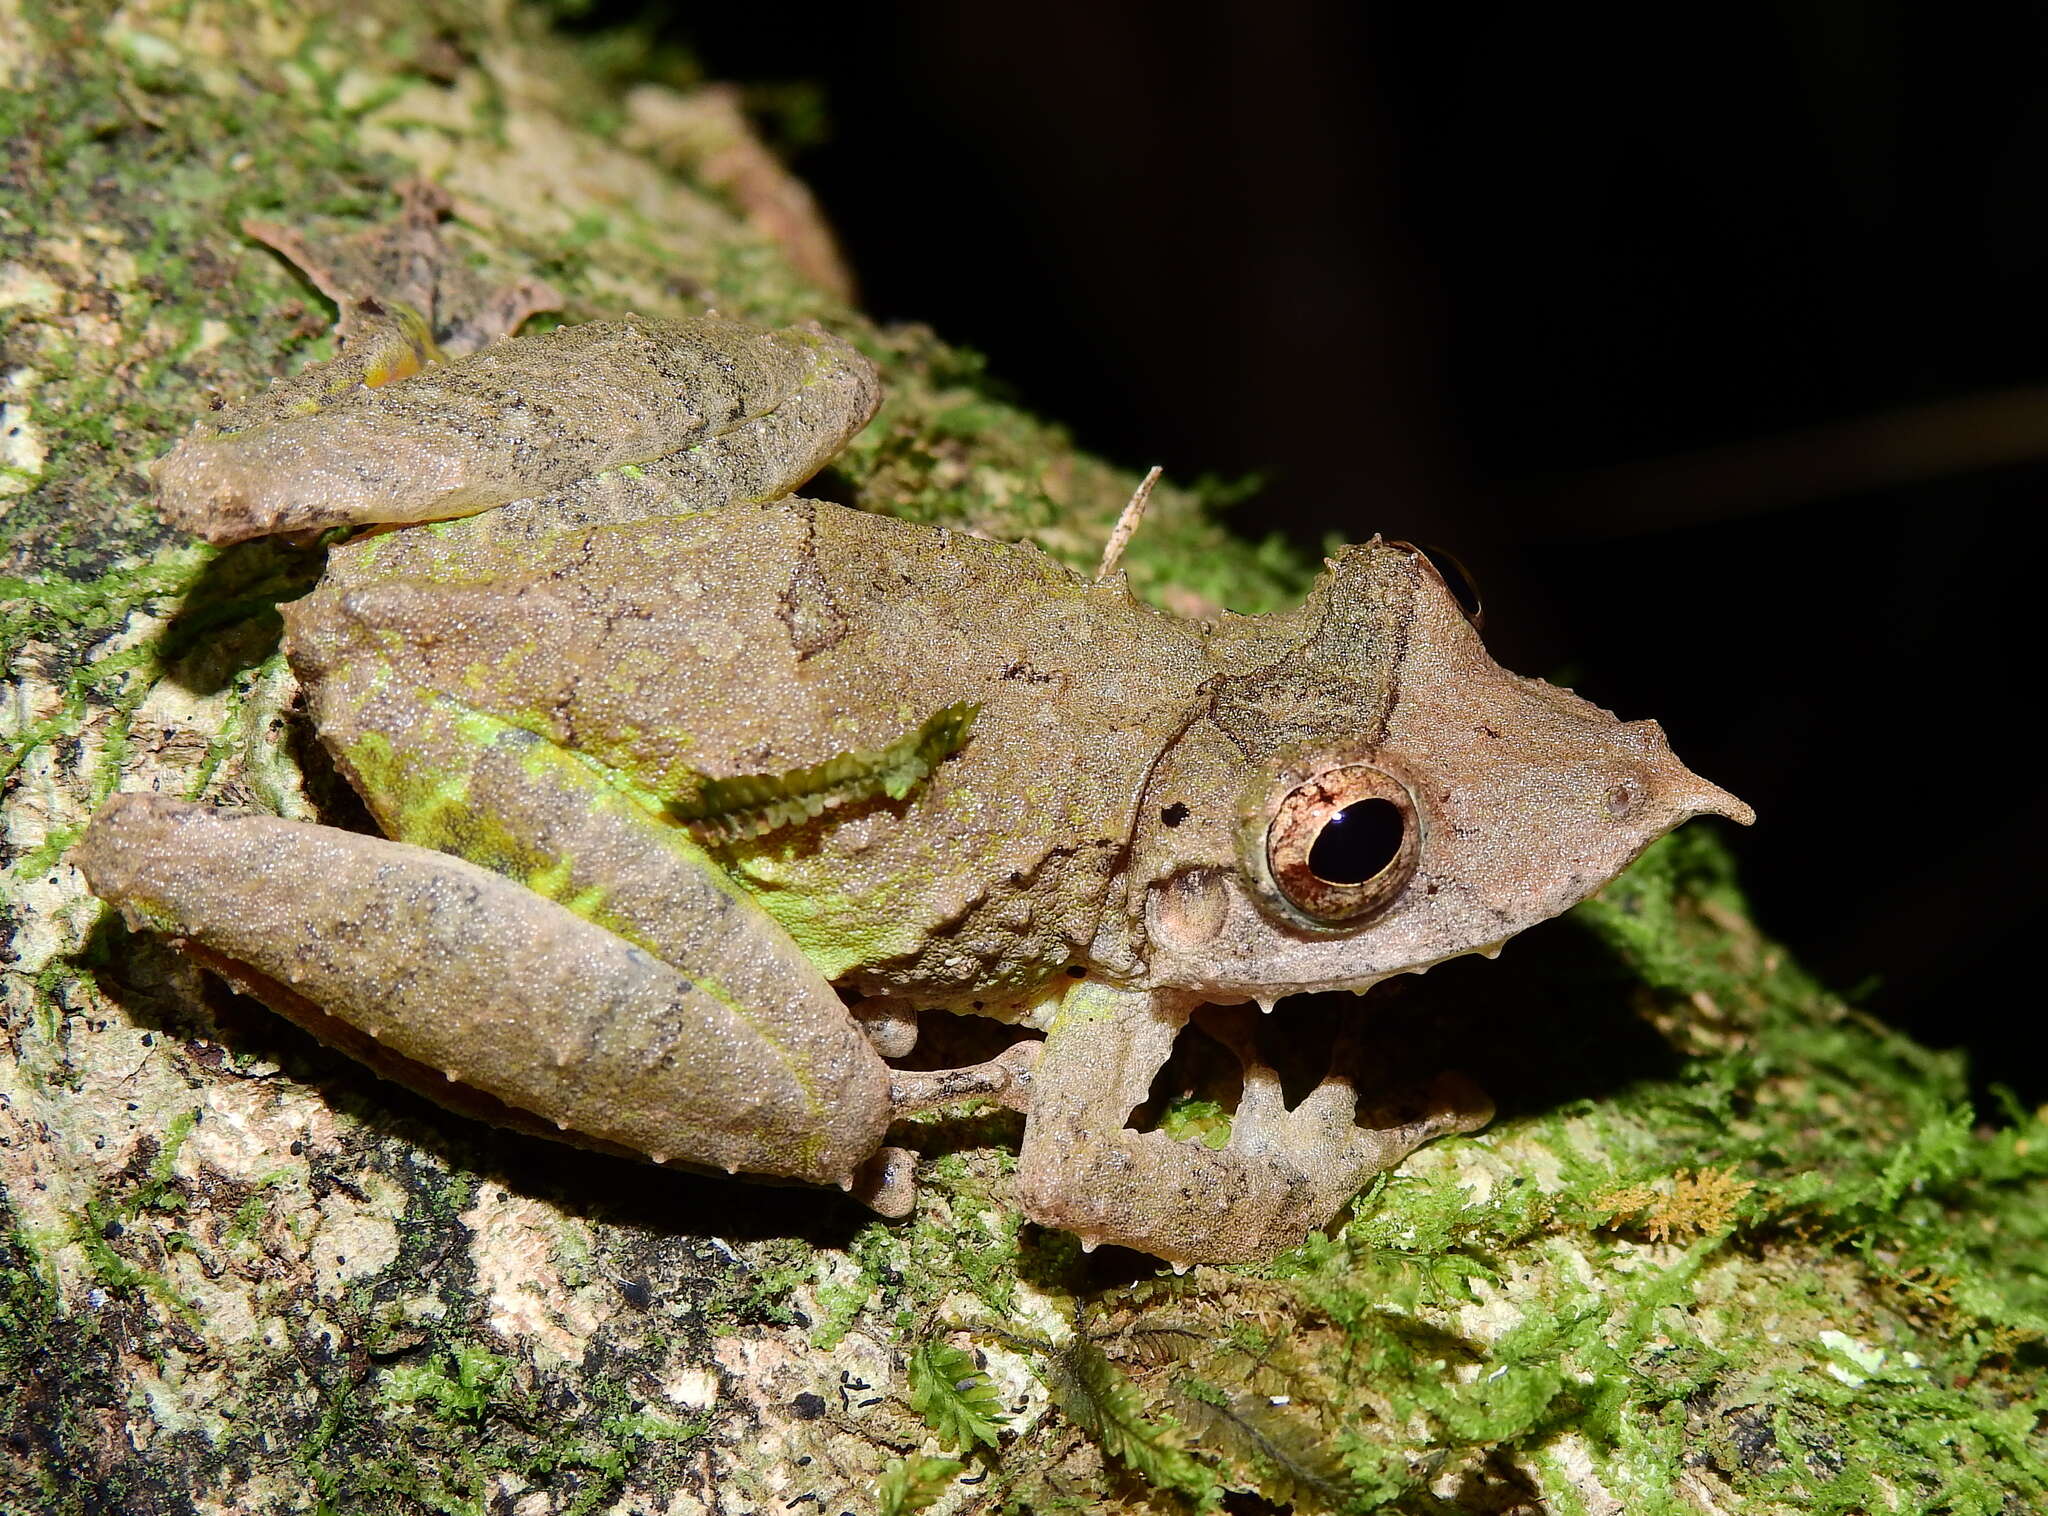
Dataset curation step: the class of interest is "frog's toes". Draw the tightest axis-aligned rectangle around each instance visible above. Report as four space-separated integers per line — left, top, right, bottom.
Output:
243 178 562 357
1199 1004 1493 1177
888 1040 1038 1117
444 271 565 357
1377 1071 1495 1147
1288 1077 1364 1143
1300 1069 1494 1183
845 1145 918 1217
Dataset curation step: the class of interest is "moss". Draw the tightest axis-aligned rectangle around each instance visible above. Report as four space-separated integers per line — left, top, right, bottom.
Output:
826 833 2048 1512
0 1210 199 1516
296 1330 707 1516
809 1222 895 1351
67 1108 205 1325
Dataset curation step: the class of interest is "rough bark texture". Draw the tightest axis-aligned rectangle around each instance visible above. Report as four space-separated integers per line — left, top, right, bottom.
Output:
3 4 2044 1514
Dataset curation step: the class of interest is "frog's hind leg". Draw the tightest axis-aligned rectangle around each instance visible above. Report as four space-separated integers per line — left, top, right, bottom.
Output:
334 315 884 579
78 794 888 1189
341 685 918 1187
156 313 879 546
81 658 917 1197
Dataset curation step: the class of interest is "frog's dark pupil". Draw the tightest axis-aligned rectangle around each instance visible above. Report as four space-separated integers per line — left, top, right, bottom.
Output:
1307 799 1404 885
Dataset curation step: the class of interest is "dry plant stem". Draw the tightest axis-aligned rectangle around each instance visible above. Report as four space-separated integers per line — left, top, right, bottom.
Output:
1097 463 1162 579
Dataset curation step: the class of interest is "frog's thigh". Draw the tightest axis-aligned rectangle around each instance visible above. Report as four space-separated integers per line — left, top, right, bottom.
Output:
80 795 885 1185
1016 984 1484 1265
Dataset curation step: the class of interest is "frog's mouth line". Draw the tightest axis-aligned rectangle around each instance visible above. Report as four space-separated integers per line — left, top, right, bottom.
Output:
1189 934 1516 1011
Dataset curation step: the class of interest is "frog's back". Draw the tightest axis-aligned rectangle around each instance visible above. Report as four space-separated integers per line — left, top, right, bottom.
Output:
291 501 1215 991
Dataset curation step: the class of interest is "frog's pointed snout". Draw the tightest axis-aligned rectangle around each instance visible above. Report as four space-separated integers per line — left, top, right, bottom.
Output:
1623 721 1755 827
1674 770 1756 827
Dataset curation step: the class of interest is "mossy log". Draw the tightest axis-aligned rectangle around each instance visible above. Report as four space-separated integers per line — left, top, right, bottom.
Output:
3 5 2044 1513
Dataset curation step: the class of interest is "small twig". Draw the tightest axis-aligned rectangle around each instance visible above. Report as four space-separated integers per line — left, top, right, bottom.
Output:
1097 466 1163 579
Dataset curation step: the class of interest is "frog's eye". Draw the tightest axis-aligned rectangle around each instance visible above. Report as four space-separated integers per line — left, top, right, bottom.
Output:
1265 764 1421 924
1391 541 1484 628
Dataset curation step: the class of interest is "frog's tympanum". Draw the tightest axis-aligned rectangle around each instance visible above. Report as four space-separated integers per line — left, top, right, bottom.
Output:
80 210 1752 1264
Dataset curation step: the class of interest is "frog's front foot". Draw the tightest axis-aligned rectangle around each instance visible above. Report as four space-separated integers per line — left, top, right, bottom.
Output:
1015 986 1490 1264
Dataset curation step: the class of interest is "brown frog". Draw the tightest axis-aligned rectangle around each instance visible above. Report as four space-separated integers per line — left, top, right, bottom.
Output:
80 204 1751 1263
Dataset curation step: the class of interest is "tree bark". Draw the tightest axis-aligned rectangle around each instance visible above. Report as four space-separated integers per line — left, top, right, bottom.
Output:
4 5 2043 1514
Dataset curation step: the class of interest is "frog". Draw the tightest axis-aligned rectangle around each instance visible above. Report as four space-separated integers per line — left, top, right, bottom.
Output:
78 195 1753 1265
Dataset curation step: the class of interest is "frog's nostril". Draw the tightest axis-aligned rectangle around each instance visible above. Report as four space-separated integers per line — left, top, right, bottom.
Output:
1605 776 1647 819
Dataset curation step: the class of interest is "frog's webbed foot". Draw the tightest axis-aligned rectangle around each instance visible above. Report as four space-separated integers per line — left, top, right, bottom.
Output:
1015 985 1490 1265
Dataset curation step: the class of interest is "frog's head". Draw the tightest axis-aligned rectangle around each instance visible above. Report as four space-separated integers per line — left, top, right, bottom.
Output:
1127 540 1753 999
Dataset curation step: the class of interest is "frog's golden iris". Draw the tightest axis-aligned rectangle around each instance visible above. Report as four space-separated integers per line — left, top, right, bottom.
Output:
1263 763 1420 926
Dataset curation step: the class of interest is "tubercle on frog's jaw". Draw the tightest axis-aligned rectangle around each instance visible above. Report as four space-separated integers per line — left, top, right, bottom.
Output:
1069 1231 1192 1274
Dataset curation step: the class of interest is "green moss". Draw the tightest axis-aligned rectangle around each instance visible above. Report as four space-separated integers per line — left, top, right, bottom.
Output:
377 1340 512 1425
810 1223 894 1351
908 1338 1008 1451
823 832 2047 1512
876 1454 966 1516
1157 1096 1232 1150
669 700 980 840
0 1214 168 1516
298 1330 706 1516
223 1170 294 1249
68 1108 204 1324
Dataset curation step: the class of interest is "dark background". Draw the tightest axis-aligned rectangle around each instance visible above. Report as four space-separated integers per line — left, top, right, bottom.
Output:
613 5 2047 1102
